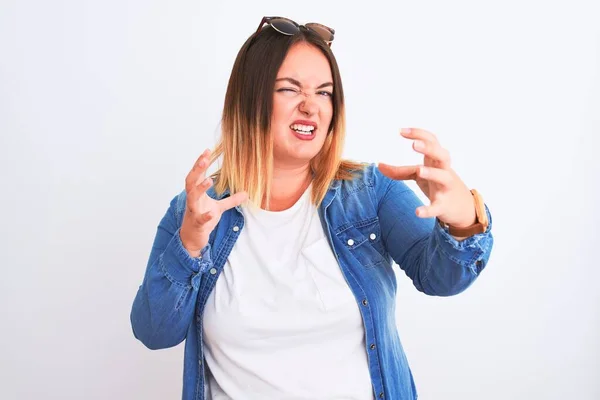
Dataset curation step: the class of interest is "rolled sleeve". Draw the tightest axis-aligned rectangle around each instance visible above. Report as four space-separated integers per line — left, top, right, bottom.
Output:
160 229 213 287
433 204 494 273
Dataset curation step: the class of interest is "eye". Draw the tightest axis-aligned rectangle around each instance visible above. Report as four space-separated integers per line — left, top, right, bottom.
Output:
277 87 300 94
318 91 333 97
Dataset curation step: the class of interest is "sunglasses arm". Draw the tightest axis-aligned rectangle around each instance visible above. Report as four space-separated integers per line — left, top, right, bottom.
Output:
256 17 268 33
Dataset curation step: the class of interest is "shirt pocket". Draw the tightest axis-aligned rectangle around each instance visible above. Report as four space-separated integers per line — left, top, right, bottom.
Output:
335 217 388 268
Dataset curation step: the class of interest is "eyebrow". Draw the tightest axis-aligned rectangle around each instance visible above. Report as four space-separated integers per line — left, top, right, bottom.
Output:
275 77 333 89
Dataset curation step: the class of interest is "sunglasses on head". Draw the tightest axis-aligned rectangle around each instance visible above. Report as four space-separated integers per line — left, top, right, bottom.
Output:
256 16 335 46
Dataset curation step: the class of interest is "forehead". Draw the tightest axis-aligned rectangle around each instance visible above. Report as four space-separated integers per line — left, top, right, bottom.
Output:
277 42 333 84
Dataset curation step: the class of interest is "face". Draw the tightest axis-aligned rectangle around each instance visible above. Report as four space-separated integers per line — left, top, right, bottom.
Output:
271 42 334 169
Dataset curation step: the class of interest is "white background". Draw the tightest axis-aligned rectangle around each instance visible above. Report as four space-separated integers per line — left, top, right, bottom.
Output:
1 0 599 399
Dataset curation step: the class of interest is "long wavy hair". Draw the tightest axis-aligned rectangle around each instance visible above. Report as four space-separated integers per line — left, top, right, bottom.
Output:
209 24 366 209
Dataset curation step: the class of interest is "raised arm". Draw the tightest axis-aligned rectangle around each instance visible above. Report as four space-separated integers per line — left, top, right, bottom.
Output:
376 127 494 296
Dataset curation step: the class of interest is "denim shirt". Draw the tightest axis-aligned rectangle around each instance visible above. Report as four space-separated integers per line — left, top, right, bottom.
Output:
130 163 494 400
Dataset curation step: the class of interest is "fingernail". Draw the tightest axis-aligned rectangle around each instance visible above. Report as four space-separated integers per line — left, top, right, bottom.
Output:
419 166 428 177
401 128 411 134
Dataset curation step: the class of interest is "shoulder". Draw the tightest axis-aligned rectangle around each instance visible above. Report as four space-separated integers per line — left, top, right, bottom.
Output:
337 162 413 204
338 162 401 191
168 189 187 220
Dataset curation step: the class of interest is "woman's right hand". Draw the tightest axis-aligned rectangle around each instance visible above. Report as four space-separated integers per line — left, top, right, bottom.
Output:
179 148 248 257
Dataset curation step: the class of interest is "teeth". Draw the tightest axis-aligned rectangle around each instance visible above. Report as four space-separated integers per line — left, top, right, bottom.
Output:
294 130 312 136
290 124 315 134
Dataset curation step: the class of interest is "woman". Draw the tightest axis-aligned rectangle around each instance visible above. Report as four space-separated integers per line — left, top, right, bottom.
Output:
131 16 494 400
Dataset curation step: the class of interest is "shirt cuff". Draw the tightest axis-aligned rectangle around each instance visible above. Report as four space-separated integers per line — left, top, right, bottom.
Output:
433 204 493 267
160 228 213 286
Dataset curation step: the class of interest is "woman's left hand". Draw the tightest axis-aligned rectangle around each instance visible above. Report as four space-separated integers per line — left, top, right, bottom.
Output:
378 128 476 228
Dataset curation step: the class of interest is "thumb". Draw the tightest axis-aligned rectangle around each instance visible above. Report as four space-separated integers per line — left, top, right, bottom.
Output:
218 191 248 212
378 163 419 181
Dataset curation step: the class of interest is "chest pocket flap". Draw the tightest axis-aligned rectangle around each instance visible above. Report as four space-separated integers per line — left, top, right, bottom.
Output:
335 217 388 268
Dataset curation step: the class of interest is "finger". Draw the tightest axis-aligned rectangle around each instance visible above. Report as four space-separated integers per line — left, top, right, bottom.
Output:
416 202 444 219
417 166 453 187
185 149 211 193
400 128 438 143
192 154 212 187
218 191 248 212
412 140 451 168
186 177 213 213
192 148 211 172
378 162 418 181
196 210 216 225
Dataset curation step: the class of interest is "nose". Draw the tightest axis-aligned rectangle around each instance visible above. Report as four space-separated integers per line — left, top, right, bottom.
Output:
298 95 318 116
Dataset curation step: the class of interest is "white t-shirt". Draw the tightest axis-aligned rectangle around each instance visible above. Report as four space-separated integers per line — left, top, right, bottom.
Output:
202 185 374 399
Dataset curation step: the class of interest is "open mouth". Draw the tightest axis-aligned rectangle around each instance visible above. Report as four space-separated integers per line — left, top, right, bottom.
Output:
290 123 316 136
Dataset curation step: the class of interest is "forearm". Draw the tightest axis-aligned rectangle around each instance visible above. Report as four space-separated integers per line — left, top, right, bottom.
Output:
131 228 212 349
376 168 494 296
418 205 494 296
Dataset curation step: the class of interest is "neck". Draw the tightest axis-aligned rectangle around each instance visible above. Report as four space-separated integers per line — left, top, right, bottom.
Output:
263 162 312 211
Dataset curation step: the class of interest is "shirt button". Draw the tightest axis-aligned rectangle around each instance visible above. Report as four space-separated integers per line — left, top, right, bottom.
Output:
370 344 376 350
369 233 376 240
362 299 368 306
476 260 483 267
347 239 355 246
209 268 217 275
233 226 240 232
379 392 384 398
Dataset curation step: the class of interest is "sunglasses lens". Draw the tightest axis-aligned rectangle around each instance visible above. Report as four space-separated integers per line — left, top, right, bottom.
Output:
269 18 299 35
305 23 334 42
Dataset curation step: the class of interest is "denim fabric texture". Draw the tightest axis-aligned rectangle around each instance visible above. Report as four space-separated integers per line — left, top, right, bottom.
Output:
131 163 494 400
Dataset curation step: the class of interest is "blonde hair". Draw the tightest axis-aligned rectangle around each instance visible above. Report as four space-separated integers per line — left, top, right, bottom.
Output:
209 25 366 209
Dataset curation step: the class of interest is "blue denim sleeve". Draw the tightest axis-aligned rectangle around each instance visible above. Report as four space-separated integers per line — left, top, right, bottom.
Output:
374 165 494 296
130 193 213 349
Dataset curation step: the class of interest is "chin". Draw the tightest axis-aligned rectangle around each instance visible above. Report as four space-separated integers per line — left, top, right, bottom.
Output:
273 130 326 165
275 147 321 166
294 143 324 160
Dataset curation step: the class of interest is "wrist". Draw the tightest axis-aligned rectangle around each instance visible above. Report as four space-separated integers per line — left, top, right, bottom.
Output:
179 230 206 258
451 194 477 228
438 189 488 237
